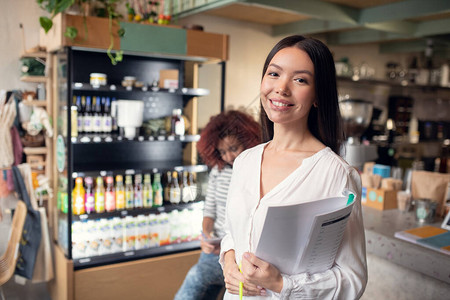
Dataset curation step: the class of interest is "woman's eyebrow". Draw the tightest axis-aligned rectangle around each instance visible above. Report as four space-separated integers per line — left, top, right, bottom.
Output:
268 63 313 76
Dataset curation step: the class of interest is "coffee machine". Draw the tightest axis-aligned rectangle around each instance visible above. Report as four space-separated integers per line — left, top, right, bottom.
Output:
339 99 378 171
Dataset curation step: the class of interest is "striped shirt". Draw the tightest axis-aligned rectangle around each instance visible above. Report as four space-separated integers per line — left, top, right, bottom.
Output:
203 165 232 238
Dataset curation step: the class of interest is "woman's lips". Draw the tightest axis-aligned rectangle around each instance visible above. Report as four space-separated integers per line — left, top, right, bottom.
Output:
269 99 294 111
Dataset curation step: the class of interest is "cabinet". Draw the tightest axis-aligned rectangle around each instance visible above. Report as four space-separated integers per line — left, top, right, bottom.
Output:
20 49 54 206
49 43 225 299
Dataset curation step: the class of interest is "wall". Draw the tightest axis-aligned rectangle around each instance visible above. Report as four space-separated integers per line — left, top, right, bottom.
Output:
0 0 45 91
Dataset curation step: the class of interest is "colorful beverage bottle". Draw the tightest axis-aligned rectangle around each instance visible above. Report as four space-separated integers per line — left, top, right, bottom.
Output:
105 176 116 212
72 177 85 215
125 175 134 209
84 177 95 214
152 172 163 207
94 176 105 213
169 171 181 204
134 174 143 209
163 171 172 204
115 175 125 210
143 174 153 208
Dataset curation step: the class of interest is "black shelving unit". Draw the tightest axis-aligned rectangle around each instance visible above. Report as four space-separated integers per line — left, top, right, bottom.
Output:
55 47 210 266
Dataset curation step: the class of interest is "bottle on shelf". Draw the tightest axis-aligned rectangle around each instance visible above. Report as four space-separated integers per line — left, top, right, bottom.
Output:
93 96 103 134
84 177 95 214
152 172 163 207
84 96 93 134
125 175 134 209
72 177 85 215
171 108 185 136
75 96 84 135
169 171 181 204
94 176 105 213
115 175 125 210
181 171 191 203
102 97 112 134
188 172 198 201
164 171 172 204
105 176 116 212
111 97 118 134
71 106 78 138
134 174 143 209
143 173 153 208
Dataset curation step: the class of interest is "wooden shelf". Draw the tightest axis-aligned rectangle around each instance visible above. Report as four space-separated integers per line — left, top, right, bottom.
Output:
20 75 48 83
23 147 48 155
22 100 47 107
21 51 47 59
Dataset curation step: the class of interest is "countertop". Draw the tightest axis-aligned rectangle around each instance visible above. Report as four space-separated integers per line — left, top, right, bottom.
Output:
362 206 450 284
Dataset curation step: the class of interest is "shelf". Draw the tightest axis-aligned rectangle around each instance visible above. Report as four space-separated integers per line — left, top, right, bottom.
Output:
337 76 450 91
73 240 200 269
71 134 200 144
22 100 47 107
71 163 208 178
72 82 210 96
20 76 48 83
23 147 48 155
71 201 204 222
21 51 47 59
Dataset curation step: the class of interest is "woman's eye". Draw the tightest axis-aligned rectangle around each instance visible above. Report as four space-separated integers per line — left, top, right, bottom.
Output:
229 146 237 152
295 77 307 84
267 71 279 77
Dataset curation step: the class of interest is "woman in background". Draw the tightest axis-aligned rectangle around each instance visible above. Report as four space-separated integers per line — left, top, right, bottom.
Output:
175 110 261 300
220 35 367 299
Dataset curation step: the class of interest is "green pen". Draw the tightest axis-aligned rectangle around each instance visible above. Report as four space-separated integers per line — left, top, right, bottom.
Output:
347 193 355 205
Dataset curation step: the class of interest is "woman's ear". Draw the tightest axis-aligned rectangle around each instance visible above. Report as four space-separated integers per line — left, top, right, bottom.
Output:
313 102 318 108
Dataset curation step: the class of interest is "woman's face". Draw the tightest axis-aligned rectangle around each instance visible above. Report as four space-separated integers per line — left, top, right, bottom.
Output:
260 46 316 127
217 136 244 166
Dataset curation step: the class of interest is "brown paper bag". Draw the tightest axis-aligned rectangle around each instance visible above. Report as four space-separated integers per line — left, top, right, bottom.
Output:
411 171 450 217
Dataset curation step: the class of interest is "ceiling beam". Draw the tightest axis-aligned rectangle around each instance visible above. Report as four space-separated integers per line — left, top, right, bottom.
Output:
272 19 357 37
327 29 409 45
359 0 450 23
243 0 359 24
415 18 450 37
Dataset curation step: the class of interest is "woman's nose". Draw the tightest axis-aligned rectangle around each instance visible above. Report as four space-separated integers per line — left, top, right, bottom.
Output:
276 79 289 95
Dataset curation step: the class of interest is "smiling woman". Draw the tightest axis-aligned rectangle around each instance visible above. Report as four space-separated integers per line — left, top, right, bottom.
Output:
220 36 367 300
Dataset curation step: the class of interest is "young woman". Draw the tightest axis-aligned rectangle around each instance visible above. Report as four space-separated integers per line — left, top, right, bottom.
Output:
175 110 261 300
220 36 367 299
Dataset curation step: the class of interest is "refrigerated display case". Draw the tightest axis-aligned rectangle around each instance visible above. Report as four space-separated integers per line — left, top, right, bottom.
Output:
50 45 226 299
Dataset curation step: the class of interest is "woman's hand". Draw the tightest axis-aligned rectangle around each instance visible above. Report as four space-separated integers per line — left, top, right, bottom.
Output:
241 252 283 293
200 238 220 255
223 250 265 297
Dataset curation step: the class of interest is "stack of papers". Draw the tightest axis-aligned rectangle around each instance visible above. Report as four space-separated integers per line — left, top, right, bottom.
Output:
255 195 355 275
394 226 450 255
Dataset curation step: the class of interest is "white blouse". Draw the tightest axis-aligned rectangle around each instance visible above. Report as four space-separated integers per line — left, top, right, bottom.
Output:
220 143 367 299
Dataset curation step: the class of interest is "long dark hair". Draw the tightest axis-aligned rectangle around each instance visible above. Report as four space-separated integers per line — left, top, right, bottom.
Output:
197 110 261 170
260 35 344 154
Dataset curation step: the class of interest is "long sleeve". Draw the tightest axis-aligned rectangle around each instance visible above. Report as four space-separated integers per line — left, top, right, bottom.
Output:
273 168 367 299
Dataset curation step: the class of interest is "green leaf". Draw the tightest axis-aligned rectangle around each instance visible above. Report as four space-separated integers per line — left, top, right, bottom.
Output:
64 26 78 40
117 27 125 38
39 16 53 33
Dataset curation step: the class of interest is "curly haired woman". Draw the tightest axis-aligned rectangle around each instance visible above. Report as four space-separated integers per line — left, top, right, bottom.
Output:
175 110 261 300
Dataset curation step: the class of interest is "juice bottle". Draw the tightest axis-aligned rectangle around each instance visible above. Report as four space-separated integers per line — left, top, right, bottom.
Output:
125 175 134 209
169 171 181 204
182 171 191 203
189 172 198 202
84 177 95 214
115 175 125 210
163 171 172 204
152 172 163 207
134 174 143 209
105 176 116 212
94 176 105 213
72 177 85 215
143 174 153 208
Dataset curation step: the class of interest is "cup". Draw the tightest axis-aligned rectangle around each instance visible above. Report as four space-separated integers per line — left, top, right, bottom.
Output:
415 199 437 223
397 191 412 212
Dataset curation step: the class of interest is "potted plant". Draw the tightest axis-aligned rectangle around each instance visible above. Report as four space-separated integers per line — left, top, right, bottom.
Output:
37 0 124 65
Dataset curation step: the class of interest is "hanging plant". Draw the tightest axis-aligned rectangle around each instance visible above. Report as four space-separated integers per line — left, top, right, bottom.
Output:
37 0 125 64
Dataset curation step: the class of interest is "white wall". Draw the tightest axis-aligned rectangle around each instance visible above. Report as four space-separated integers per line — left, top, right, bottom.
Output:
0 0 45 91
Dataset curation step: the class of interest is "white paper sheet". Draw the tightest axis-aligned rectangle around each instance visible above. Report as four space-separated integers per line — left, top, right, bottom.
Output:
255 194 355 275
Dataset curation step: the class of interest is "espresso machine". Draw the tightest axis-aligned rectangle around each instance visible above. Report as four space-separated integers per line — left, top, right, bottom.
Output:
339 99 378 171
